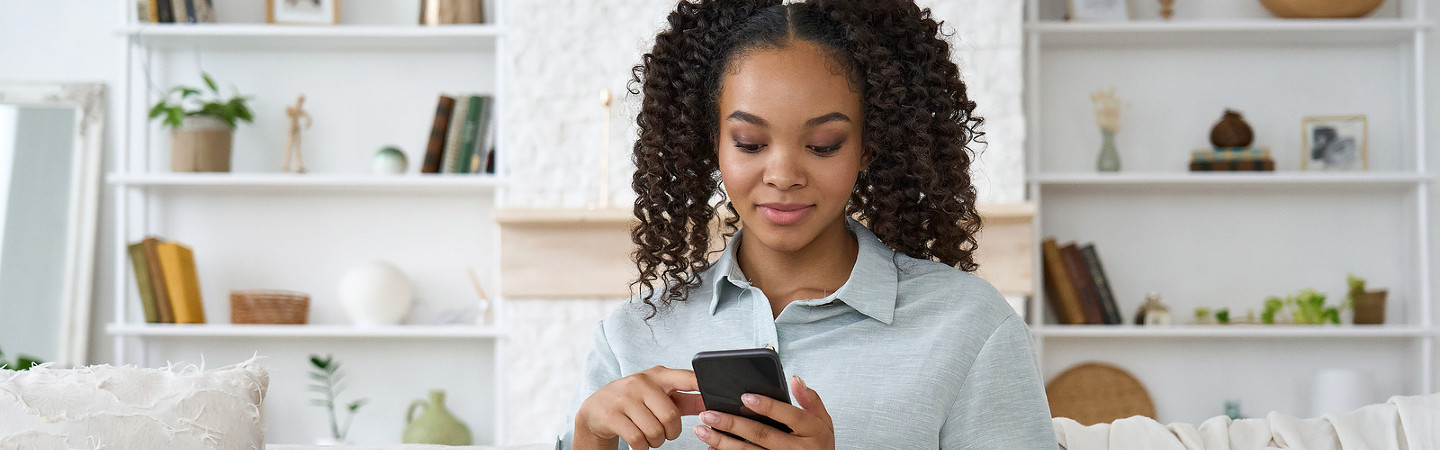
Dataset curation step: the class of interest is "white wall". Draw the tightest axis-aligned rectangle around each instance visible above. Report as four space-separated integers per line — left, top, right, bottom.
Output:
1 0 1435 445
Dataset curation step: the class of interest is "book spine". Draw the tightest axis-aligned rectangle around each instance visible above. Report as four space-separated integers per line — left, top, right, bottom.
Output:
158 242 205 324
127 242 161 323
1080 244 1121 325
170 0 188 25
469 96 492 173
1189 159 1275 171
421 95 456 173
142 237 175 323
155 0 174 23
456 95 483 174
440 95 471 174
183 0 197 23
1041 238 1086 325
1060 243 1105 325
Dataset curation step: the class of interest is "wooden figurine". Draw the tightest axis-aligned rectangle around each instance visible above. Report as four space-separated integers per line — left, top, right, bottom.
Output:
284 95 312 173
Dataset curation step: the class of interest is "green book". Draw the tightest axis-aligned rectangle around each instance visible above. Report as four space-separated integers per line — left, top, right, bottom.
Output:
126 242 161 323
454 95 484 173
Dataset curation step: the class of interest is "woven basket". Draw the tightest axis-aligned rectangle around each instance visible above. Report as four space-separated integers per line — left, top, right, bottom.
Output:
1258 0 1384 18
1046 362 1156 425
230 290 309 324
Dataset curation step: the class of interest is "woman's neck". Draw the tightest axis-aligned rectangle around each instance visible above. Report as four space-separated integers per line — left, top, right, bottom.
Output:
736 217 860 319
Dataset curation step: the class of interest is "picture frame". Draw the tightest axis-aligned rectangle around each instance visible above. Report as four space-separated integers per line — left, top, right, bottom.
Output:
266 0 340 25
1067 0 1130 21
1301 115 1368 171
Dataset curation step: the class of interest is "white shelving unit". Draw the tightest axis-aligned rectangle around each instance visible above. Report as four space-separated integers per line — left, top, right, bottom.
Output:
1025 0 1434 423
110 2 511 445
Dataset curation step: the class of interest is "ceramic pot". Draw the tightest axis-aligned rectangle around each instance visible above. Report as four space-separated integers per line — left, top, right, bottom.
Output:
1210 110 1254 149
171 116 233 172
1353 290 1386 325
372 146 408 174
1097 129 1121 172
337 261 413 326
1257 0 1384 18
403 390 473 445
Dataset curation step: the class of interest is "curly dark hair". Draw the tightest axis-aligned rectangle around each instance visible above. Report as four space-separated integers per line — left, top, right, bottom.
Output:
628 0 984 318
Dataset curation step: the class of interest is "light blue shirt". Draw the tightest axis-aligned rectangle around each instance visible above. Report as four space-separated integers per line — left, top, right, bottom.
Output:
561 218 1056 449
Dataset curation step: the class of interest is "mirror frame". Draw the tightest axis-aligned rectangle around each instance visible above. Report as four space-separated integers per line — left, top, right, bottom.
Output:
0 82 105 367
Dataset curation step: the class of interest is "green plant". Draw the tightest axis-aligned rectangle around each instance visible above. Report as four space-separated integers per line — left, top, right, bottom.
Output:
0 346 43 371
1262 297 1284 324
1262 289 1341 325
1215 308 1231 324
309 354 367 442
148 72 254 129
1345 273 1367 310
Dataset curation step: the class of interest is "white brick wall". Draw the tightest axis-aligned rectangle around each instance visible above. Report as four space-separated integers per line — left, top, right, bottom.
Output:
499 0 1023 444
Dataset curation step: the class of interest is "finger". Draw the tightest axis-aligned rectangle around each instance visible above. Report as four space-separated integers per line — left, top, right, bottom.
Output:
624 403 668 448
699 410 792 449
791 375 832 424
737 391 822 436
693 424 764 450
642 386 684 441
671 392 706 416
612 420 650 450
644 366 699 393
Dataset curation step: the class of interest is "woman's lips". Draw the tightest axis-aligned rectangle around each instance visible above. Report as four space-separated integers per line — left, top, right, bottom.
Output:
756 203 815 226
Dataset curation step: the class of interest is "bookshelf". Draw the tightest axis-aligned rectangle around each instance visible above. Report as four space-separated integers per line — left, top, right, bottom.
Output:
110 1 510 445
1025 0 1434 424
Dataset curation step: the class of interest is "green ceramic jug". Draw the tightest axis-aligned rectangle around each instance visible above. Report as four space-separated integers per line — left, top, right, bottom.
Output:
403 390 473 445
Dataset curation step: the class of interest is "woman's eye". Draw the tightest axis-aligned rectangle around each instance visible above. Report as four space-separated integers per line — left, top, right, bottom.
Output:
735 143 765 153
808 144 842 155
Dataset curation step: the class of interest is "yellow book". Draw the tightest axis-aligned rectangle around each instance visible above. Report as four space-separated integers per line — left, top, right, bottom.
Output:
156 241 205 324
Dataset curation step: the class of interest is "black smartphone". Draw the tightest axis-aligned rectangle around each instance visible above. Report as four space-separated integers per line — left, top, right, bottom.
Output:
692 347 793 436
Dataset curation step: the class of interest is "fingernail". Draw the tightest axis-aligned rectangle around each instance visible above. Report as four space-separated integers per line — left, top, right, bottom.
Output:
694 425 711 438
741 393 758 406
795 375 806 389
701 411 718 424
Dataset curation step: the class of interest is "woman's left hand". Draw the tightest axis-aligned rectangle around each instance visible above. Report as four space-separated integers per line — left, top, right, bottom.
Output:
693 375 834 449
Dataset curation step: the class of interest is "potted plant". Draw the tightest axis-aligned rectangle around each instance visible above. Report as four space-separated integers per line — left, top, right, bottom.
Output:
1346 274 1387 325
309 354 367 444
149 72 253 172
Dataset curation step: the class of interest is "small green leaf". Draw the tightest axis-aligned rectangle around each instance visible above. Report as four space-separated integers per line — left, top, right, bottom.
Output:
202 72 219 93
347 399 368 411
148 102 168 119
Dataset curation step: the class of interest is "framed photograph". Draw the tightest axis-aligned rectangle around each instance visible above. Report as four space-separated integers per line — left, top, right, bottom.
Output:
1067 0 1130 21
1302 115 1368 171
267 0 340 25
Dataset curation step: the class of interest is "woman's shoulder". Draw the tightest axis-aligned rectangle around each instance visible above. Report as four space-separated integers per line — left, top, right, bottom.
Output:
891 252 1018 331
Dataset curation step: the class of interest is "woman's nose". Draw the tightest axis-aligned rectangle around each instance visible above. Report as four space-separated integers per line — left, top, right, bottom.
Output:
762 149 806 190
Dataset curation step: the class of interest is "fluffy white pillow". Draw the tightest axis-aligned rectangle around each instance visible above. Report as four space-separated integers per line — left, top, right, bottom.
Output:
0 358 268 449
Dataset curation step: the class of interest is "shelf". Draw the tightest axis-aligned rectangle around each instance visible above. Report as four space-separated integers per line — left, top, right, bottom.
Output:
1028 19 1429 46
1033 324 1432 339
107 323 506 339
117 23 503 51
107 172 504 193
1031 171 1432 186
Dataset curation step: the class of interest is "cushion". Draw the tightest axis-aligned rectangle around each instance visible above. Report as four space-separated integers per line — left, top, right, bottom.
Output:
0 357 268 449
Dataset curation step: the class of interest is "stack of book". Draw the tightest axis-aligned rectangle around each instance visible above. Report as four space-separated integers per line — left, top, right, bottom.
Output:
1041 238 1122 325
1189 147 1274 172
126 237 206 324
422 94 497 175
136 0 217 24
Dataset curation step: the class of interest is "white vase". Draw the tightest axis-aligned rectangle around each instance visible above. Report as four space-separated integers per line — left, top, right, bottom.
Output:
337 261 414 326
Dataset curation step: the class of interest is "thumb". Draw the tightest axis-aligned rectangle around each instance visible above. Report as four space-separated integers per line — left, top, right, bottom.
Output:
791 376 830 421
671 392 706 416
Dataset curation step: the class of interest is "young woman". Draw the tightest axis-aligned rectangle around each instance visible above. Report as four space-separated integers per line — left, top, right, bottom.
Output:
563 0 1055 448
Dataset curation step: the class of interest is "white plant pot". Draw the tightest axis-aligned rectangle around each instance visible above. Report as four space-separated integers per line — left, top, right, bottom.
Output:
337 261 414 326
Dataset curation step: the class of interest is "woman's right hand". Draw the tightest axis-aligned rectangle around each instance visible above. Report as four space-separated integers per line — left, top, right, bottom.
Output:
575 366 706 449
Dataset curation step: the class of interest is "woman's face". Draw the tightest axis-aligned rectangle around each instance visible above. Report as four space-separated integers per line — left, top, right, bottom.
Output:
717 40 866 253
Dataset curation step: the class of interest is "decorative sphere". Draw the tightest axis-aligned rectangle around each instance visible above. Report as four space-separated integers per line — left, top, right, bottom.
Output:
372 146 408 175
337 261 413 326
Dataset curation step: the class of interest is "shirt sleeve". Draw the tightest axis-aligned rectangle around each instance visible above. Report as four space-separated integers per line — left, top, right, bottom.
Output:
558 319 623 450
940 315 1058 449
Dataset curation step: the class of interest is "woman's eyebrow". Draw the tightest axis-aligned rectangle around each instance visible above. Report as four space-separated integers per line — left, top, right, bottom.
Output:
726 110 852 128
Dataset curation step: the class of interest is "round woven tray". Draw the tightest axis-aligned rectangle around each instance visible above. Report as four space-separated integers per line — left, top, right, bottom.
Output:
230 290 309 324
1046 362 1155 425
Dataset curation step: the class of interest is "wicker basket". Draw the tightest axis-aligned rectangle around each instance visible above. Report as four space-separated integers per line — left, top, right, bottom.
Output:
1046 362 1156 425
1258 0 1385 18
230 290 310 324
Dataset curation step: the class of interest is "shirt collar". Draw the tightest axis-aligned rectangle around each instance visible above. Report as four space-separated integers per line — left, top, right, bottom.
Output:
707 217 900 324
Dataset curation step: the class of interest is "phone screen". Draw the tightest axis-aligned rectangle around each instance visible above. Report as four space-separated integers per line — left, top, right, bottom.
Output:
692 348 793 435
